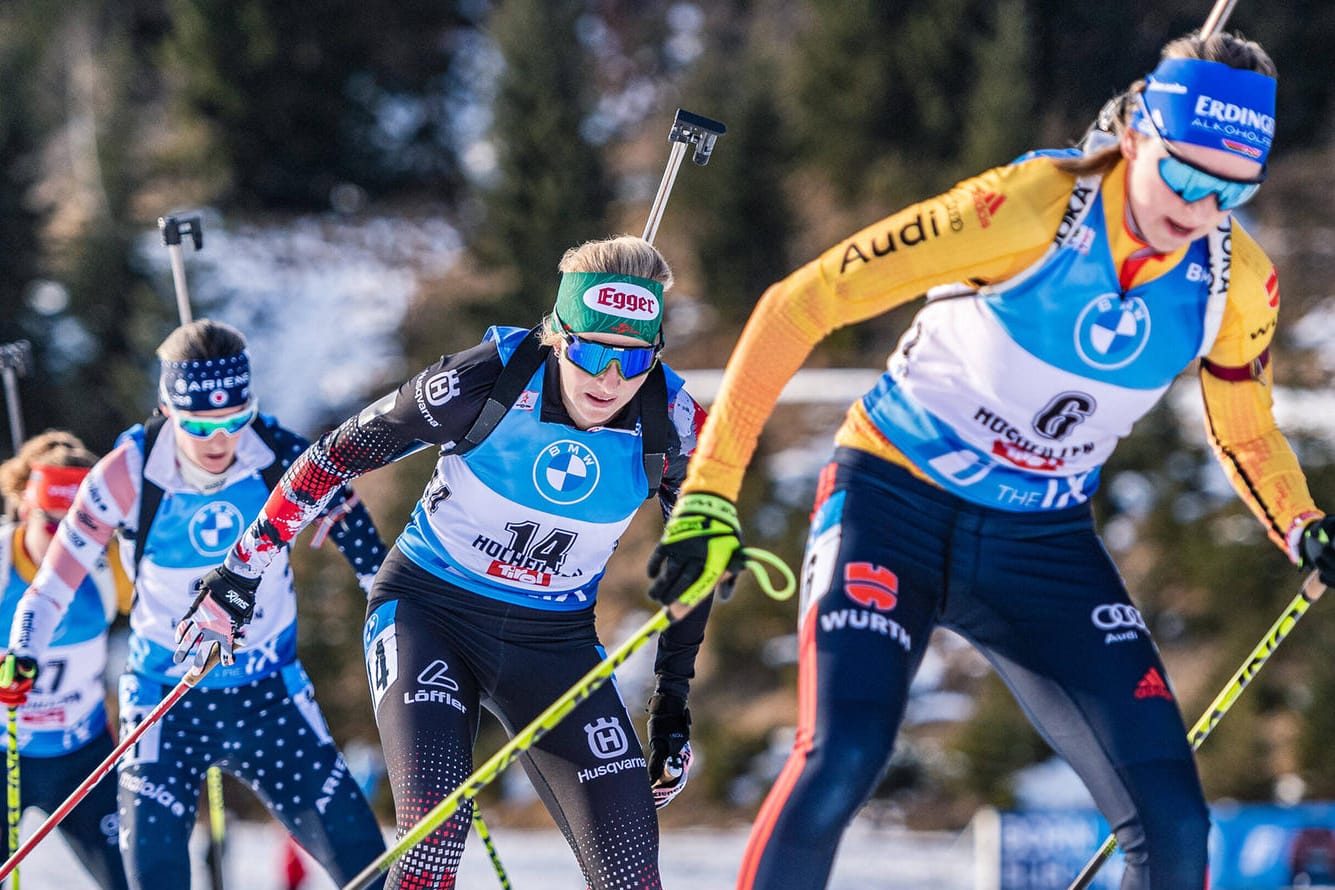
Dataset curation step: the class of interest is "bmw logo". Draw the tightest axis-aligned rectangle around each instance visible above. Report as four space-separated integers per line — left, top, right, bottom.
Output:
1074 294 1151 370
534 440 600 505
187 502 246 557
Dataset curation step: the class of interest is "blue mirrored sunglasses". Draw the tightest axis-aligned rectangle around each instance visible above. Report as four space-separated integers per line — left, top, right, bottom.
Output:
1155 152 1264 211
560 332 660 379
173 402 258 439
1138 95 1265 211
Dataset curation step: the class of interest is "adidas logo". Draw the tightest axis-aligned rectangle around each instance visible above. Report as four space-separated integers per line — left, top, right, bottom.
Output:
972 189 1006 228
1134 667 1173 701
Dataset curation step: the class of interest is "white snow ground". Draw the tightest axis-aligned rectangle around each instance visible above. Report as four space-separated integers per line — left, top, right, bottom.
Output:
20 816 976 889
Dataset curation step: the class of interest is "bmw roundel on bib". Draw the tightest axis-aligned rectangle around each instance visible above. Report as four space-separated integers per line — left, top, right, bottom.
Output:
1074 294 1151 370
188 502 246 557
534 440 601 505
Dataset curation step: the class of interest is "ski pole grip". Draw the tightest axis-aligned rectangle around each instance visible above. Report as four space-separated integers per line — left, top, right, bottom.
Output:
185 645 223 686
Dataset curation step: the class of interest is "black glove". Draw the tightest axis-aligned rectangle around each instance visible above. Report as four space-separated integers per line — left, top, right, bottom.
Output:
173 566 260 671
0 654 39 708
647 493 744 607
1300 516 1335 587
647 692 692 810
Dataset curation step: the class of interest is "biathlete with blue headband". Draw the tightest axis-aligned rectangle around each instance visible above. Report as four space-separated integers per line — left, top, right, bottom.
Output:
644 31 1335 890
180 235 717 889
1 319 390 889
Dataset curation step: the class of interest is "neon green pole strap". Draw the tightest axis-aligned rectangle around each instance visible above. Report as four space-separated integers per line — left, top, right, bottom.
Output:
739 546 797 601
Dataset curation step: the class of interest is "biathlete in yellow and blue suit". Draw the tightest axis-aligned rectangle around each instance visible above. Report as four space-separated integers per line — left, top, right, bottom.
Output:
645 31 1335 890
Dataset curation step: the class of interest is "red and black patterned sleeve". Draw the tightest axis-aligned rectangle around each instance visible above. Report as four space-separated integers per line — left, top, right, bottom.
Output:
652 377 714 701
224 341 505 580
657 381 708 521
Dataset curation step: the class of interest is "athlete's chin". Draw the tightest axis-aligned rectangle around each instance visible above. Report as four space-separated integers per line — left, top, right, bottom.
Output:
574 397 624 428
197 456 231 473
576 409 615 429
1145 230 1192 253
1147 218 1212 253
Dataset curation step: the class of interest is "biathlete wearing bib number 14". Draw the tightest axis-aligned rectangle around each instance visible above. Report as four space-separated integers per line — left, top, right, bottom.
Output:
650 34 1334 890
203 236 713 890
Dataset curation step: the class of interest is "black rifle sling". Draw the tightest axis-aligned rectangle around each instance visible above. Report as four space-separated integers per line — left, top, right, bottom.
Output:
459 326 551 453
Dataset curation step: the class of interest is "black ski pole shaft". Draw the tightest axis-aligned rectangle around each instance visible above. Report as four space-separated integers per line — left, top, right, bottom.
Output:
0 341 33 455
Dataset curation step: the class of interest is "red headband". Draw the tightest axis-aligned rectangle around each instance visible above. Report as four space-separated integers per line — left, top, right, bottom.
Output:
23 464 90 513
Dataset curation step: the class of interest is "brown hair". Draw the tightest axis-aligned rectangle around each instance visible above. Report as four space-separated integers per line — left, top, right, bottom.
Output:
156 318 248 364
1055 31 1277 177
0 430 99 520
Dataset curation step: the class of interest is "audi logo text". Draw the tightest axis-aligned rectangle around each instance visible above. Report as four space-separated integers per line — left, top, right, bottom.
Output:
1091 604 1147 632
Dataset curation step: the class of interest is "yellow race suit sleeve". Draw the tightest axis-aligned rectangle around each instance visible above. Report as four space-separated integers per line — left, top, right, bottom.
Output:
684 156 1078 499
1200 224 1320 559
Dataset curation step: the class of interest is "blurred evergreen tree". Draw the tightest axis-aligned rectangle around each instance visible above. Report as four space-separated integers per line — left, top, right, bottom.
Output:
472 0 613 323
674 4 796 325
0 2 58 457
956 0 1034 174
789 0 991 202
159 0 469 208
1 2 162 453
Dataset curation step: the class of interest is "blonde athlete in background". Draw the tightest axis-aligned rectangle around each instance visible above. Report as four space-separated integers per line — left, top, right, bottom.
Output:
183 236 714 889
645 31 1335 890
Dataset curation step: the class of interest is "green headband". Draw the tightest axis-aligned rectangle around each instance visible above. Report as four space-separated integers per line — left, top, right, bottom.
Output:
553 272 663 342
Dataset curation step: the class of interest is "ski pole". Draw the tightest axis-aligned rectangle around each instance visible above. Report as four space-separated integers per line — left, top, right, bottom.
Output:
341 548 794 890
0 648 221 882
157 212 231 886
1201 0 1239 37
641 109 726 246
6 707 18 890
471 806 512 890
0 341 33 457
1066 571 1326 890
158 214 204 326
206 763 226 890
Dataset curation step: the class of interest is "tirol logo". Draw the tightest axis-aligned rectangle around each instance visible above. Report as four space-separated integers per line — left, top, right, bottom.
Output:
533 440 600 505
1074 294 1151 370
583 282 659 321
584 717 629 760
188 502 245 557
